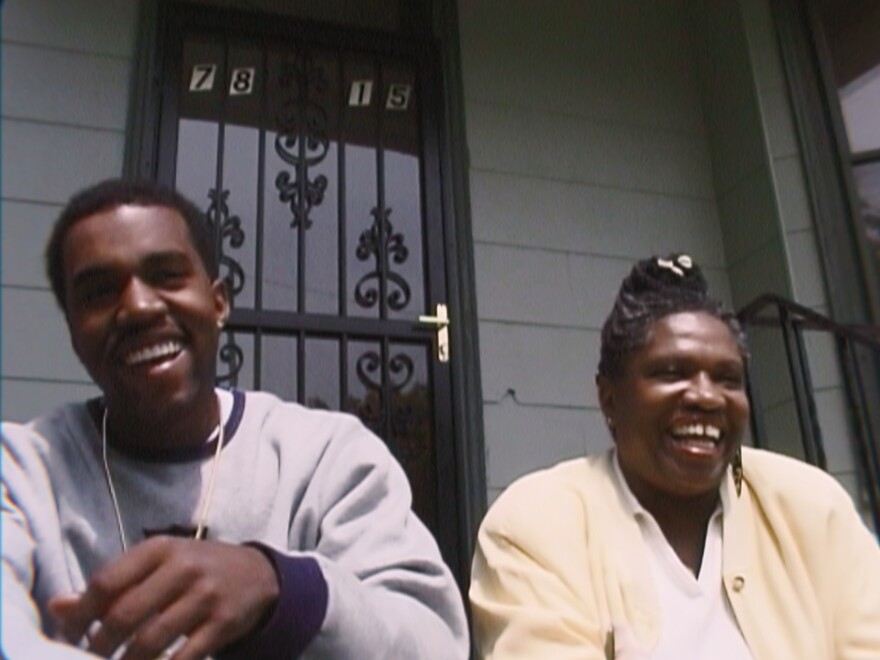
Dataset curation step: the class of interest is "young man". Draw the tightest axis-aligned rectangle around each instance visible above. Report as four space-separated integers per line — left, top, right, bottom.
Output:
2 179 468 659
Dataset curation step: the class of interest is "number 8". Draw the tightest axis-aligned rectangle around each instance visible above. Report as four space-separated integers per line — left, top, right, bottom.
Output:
229 68 255 96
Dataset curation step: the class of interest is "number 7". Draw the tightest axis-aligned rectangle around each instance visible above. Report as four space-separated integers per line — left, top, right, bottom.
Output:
190 64 217 92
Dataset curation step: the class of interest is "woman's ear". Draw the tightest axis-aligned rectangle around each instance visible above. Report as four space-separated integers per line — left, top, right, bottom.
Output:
596 374 615 420
596 374 618 440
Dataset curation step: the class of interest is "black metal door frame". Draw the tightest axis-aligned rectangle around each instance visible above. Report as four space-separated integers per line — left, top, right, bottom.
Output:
125 0 482 585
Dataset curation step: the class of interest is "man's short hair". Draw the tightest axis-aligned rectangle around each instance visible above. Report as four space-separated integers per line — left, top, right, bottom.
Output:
45 179 218 311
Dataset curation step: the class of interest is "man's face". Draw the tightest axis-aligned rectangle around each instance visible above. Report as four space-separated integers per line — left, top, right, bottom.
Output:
598 311 750 503
62 205 228 421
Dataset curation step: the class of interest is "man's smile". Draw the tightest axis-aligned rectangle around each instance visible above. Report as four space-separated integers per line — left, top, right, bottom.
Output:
123 340 184 367
62 204 229 435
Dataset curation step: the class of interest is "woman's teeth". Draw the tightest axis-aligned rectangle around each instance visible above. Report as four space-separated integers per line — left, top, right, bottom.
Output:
670 424 722 440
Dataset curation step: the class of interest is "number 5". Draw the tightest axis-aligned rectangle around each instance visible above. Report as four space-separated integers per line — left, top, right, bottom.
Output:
386 84 411 110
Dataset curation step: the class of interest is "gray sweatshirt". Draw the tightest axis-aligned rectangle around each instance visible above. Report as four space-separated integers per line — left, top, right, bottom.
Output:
2 388 468 659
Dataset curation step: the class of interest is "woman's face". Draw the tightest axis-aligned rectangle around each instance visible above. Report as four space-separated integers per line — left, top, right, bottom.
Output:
598 311 750 502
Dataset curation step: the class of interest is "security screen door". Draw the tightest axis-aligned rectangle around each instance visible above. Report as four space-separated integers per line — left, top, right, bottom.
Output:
154 4 460 572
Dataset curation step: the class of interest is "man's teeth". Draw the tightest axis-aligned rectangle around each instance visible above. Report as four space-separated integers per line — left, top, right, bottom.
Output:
671 424 721 440
125 341 182 366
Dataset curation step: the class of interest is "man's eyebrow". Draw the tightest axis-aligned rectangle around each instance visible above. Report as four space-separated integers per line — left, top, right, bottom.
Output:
141 250 195 268
69 265 115 291
69 251 195 290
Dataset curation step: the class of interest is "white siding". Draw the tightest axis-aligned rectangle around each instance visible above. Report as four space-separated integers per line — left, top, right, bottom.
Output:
460 0 735 493
1 0 136 420
463 0 865 509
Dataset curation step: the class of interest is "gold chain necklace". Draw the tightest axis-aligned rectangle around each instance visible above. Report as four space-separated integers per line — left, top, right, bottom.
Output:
100 398 225 551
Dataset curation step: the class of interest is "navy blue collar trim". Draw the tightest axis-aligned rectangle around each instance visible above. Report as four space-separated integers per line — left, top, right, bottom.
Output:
87 390 246 463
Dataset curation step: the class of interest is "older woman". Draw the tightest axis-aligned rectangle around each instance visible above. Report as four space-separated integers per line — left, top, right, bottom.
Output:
470 254 880 659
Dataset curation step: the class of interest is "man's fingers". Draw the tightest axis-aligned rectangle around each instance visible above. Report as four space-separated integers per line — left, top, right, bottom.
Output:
168 622 231 660
50 539 279 658
47 593 89 644
93 536 171 593
87 543 194 657
120 592 218 660
49 538 176 654
126 543 278 660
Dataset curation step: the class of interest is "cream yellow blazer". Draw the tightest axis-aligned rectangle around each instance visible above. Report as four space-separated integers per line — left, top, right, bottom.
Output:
470 447 880 659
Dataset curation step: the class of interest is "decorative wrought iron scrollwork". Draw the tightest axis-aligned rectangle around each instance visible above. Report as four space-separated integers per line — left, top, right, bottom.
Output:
206 188 246 298
216 331 244 387
353 351 383 435
274 51 330 230
354 207 412 311
355 350 382 392
388 353 414 390
275 170 327 229
352 349 417 439
354 350 414 392
388 354 418 460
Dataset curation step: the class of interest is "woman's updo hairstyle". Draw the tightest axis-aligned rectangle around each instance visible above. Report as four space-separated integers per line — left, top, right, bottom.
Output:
597 253 748 380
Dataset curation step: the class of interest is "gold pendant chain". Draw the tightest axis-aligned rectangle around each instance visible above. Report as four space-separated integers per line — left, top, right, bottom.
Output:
100 396 225 552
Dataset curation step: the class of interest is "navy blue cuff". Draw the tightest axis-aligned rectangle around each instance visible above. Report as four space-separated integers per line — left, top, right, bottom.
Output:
218 544 329 659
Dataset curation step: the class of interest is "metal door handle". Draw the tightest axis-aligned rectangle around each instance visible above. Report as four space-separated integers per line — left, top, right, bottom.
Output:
418 303 450 362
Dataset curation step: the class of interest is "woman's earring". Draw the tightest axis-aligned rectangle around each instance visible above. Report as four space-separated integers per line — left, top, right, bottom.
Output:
732 446 743 497
605 416 614 429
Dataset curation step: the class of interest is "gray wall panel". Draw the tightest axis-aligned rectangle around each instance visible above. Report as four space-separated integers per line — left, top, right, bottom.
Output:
2 201 59 288
459 0 703 133
2 379 100 422
761 85 800 158
2 42 130 129
1 0 137 55
718 169 783 266
479 321 596 408
815 388 859 474
467 102 716 199
774 157 813 232
2 120 124 204
469 172 727 266
474 246 629 329
484 399 608 489
462 0 734 497
786 229 829 307
2 287 87 382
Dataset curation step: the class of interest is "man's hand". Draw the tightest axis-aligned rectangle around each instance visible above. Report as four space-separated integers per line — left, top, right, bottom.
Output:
48 537 279 660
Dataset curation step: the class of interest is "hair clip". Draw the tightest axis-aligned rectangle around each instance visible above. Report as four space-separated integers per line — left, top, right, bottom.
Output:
657 254 693 277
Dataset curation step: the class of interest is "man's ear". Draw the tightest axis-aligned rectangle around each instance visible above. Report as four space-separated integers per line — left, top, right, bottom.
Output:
65 314 96 382
68 324 84 363
63 306 83 358
212 278 231 328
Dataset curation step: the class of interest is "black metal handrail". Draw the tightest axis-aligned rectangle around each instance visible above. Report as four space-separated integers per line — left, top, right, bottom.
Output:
737 294 880 533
